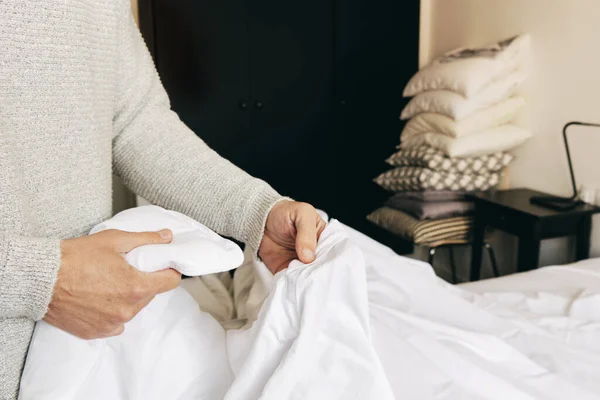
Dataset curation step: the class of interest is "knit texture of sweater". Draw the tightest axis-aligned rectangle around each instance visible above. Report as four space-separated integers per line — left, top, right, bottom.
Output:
0 1 283 398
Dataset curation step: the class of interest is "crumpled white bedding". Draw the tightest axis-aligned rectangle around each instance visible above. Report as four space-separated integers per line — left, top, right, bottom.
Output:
224 218 394 400
20 206 600 399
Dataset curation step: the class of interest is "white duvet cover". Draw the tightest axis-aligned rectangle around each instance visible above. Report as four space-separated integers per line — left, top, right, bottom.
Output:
20 206 600 399
348 226 600 399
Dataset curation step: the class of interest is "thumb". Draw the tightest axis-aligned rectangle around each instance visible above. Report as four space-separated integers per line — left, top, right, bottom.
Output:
294 206 318 263
106 229 173 253
143 268 182 295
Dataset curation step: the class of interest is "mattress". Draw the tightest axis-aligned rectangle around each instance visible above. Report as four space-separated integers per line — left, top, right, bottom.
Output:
460 258 600 294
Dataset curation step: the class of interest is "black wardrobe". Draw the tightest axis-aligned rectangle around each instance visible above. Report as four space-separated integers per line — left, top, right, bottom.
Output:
139 0 419 253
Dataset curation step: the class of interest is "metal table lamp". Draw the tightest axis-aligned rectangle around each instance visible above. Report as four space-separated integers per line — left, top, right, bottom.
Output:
530 121 600 211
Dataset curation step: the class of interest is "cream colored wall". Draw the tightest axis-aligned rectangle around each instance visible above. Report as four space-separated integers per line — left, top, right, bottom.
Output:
131 0 139 23
419 0 600 273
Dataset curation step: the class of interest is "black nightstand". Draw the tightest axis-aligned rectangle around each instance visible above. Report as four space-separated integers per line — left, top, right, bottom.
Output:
469 188 600 281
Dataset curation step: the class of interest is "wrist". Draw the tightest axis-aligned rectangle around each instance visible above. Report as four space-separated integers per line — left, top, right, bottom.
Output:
246 191 292 254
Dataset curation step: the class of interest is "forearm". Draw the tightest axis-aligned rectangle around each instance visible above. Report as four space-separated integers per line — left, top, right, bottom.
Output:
0 235 61 320
113 111 283 251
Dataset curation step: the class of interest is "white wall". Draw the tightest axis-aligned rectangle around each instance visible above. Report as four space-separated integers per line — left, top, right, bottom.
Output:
418 0 600 278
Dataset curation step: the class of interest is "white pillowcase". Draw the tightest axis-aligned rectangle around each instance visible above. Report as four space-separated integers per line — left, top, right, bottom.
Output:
401 69 527 121
403 34 531 98
400 125 532 157
401 96 525 139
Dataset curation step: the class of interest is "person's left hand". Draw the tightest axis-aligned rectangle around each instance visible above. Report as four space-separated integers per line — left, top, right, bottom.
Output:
259 200 327 275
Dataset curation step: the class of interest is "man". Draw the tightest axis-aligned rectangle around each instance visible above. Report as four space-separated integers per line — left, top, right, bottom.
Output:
0 1 325 398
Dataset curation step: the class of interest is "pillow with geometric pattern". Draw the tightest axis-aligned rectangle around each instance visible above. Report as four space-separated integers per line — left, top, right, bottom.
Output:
386 146 512 175
374 167 501 192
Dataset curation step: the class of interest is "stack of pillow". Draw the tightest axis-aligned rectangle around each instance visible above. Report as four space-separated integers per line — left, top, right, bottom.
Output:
368 34 532 247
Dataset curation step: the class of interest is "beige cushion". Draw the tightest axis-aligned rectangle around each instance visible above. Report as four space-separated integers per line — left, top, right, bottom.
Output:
367 207 473 245
401 97 525 139
400 125 531 158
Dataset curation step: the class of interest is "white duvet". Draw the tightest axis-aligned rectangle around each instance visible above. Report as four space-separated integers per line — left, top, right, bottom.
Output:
20 206 600 399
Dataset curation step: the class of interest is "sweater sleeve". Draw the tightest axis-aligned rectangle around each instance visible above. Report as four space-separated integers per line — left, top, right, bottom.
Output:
111 4 283 251
0 235 61 320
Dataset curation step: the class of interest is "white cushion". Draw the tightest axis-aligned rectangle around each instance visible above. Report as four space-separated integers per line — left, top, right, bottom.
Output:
400 125 532 157
401 69 527 121
401 96 525 139
403 34 531 98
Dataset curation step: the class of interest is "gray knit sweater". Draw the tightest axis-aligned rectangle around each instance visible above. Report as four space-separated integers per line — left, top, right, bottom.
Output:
0 1 283 398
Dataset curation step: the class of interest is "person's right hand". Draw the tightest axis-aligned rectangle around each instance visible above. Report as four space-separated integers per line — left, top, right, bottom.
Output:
43 229 181 340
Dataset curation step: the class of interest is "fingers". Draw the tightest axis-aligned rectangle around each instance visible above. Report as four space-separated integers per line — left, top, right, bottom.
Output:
316 216 327 239
102 229 173 253
101 324 125 338
142 268 182 295
294 204 318 263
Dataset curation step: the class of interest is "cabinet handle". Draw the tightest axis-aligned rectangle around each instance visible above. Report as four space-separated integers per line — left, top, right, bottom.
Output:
239 101 249 110
255 101 263 110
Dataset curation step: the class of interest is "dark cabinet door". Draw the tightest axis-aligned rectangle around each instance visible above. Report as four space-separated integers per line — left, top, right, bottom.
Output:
333 0 419 249
140 0 417 253
245 0 336 211
150 0 253 168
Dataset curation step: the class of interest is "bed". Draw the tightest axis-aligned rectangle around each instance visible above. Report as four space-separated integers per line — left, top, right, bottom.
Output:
20 206 600 399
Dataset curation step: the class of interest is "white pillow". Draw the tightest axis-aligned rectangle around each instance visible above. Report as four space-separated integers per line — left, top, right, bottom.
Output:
401 69 527 121
89 205 244 275
401 96 525 139
400 125 532 157
403 34 531 98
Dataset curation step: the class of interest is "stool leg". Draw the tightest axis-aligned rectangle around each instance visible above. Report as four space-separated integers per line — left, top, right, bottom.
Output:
448 246 458 284
484 243 500 277
428 247 436 265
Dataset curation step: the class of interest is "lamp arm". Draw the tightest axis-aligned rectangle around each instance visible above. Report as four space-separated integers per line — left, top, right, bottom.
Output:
563 121 600 199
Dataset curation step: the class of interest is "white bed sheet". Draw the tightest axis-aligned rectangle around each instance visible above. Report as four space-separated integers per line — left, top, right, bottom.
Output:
460 258 600 294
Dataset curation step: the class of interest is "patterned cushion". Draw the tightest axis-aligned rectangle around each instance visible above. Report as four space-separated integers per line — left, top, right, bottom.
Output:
367 207 473 245
374 167 500 192
386 146 512 175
